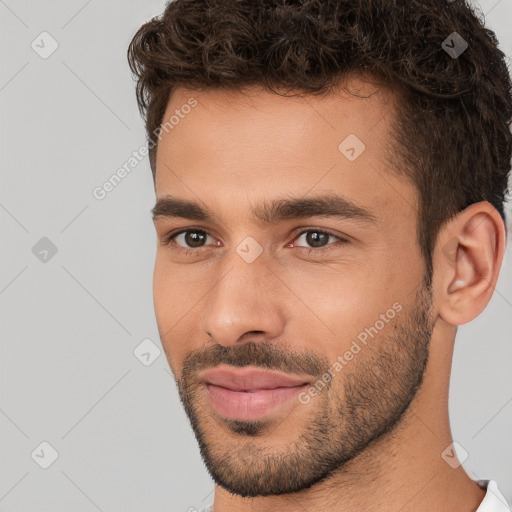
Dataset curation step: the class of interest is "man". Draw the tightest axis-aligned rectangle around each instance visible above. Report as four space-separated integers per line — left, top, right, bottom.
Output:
128 0 512 510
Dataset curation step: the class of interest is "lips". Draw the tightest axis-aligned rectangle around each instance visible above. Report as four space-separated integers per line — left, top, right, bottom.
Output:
198 366 311 421
199 366 311 391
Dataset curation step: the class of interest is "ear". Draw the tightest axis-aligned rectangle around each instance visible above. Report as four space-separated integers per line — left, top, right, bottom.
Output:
434 202 506 326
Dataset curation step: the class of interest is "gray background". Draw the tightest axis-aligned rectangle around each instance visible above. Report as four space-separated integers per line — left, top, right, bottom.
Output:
1 0 511 510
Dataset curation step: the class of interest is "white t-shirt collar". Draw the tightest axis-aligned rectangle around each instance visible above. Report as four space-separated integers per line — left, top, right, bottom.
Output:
476 480 511 511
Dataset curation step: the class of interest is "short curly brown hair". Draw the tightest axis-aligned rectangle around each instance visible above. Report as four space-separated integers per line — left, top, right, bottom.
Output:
127 0 512 280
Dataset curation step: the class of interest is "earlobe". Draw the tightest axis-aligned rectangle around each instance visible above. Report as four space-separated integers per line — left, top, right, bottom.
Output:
437 203 505 326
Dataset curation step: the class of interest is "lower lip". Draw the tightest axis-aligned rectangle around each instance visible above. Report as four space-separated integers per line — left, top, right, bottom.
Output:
205 383 309 421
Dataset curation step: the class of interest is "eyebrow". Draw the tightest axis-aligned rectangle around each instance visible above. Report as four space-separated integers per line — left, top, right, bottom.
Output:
151 193 377 225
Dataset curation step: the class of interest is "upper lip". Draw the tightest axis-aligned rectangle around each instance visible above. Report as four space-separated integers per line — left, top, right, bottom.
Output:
199 366 311 391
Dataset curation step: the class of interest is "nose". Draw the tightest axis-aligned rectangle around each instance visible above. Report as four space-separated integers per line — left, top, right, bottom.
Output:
199 251 286 347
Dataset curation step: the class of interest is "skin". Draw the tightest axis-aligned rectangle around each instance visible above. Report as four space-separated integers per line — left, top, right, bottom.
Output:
151 76 506 512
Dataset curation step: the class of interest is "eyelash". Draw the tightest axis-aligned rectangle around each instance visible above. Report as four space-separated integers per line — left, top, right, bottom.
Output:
161 228 347 255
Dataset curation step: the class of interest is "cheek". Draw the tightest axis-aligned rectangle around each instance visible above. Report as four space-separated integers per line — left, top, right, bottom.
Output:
152 258 174 327
152 259 187 361
273 264 372 354
153 255 201 318
152 257 209 368
283 255 415 360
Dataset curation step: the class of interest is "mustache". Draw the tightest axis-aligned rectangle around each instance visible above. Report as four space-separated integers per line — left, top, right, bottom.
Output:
180 341 329 380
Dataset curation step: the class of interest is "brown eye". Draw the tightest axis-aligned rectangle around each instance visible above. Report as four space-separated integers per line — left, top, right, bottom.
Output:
164 229 212 248
293 230 338 249
182 230 208 247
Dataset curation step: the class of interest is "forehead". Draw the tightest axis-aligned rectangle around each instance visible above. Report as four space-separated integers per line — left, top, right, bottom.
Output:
163 78 395 149
167 75 393 114
154 77 416 226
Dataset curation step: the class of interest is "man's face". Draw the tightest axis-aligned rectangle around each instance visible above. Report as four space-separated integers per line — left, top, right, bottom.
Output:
152 78 434 497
